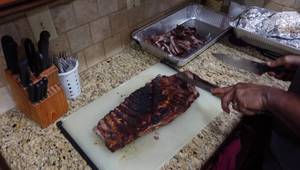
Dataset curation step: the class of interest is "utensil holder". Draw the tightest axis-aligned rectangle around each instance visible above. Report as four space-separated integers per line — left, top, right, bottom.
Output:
4 66 69 128
58 61 81 99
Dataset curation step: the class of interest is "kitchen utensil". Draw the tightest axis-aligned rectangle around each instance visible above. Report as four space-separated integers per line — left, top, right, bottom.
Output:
26 77 48 103
18 58 31 87
34 82 41 102
38 81 44 101
1 35 19 74
24 38 37 73
53 52 78 73
27 83 35 103
132 3 232 66
57 63 222 170
34 52 45 76
38 31 51 69
5 66 68 128
212 53 286 75
58 60 81 99
161 60 217 92
42 77 48 98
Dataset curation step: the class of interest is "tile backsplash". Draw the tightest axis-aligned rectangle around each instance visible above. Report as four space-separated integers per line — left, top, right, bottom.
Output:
203 0 300 11
0 0 191 89
265 0 300 11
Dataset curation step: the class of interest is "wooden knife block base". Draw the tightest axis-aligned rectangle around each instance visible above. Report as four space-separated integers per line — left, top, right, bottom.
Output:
5 66 69 128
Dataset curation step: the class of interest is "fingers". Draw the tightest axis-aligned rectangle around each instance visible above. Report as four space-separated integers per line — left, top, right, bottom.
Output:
274 72 287 79
221 89 235 113
267 57 285 67
232 100 239 111
268 72 276 76
267 55 300 68
211 86 233 97
268 71 294 81
232 98 257 116
238 107 257 116
284 55 300 66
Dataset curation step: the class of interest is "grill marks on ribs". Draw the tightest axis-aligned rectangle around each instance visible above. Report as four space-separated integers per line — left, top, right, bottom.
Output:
95 71 199 152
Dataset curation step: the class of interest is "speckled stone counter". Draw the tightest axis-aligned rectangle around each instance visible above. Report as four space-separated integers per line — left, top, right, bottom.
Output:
0 40 289 170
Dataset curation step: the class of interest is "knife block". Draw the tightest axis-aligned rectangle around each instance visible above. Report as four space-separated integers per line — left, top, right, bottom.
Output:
4 66 69 128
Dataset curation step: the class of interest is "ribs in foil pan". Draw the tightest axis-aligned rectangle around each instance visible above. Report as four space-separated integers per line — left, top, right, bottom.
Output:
231 7 300 49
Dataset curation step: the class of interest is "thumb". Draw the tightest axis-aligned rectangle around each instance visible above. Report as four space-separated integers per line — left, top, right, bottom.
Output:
267 58 285 67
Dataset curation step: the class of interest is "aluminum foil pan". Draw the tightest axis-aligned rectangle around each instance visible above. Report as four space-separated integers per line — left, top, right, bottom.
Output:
132 3 231 66
231 7 300 52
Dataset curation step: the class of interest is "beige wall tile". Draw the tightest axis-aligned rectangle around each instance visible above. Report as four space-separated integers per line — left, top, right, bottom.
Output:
0 22 21 45
104 34 123 58
67 24 92 52
84 42 105 67
169 0 188 7
90 16 111 43
0 76 6 88
143 0 170 20
265 2 283 11
282 6 297 11
295 0 300 9
0 46 2 57
157 0 171 14
120 26 132 47
128 6 145 28
0 53 6 68
118 0 127 10
0 22 20 57
0 57 7 88
50 3 77 33
98 0 118 16
110 10 129 34
49 34 70 56
0 77 6 88
144 1 158 19
73 0 98 25
77 50 87 72
271 0 295 7
14 17 35 42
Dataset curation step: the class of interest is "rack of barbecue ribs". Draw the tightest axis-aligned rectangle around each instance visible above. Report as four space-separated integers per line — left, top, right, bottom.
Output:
95 71 199 152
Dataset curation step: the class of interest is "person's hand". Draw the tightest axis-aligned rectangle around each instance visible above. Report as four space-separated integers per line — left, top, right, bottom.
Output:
267 55 300 81
211 83 272 116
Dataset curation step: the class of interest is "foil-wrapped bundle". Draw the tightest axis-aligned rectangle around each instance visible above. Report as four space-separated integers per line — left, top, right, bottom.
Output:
231 7 300 49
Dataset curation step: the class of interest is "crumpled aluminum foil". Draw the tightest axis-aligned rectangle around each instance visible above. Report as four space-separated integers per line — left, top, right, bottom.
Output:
231 7 300 49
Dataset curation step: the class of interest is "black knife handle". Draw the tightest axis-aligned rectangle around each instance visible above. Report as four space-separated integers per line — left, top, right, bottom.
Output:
42 77 48 98
38 31 51 69
39 80 45 100
18 58 31 87
27 83 35 103
24 38 36 73
1 35 19 74
36 81 43 102
258 64 288 75
34 53 44 76
33 83 40 103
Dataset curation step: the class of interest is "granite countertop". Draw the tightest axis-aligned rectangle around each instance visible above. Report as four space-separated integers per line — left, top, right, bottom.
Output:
0 39 289 170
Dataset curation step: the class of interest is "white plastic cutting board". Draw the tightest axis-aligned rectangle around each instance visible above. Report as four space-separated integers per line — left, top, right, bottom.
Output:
60 63 222 170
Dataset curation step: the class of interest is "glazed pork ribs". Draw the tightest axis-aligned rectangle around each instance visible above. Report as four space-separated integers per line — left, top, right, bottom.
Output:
95 71 199 152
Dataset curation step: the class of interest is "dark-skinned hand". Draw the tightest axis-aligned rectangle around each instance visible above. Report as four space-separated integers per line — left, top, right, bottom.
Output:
267 55 300 81
211 83 276 116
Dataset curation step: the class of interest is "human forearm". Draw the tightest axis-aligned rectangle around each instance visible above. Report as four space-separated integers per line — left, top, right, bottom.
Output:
266 88 300 138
